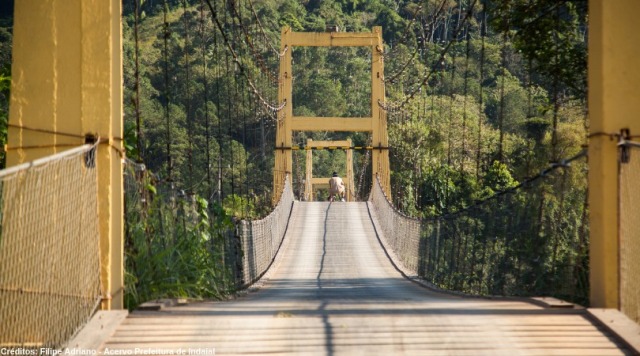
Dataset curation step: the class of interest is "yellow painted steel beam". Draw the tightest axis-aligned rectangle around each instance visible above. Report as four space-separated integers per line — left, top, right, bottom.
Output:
289 32 379 47
305 139 313 201
311 178 331 185
588 0 640 309
274 27 293 204
9 0 124 310
311 178 352 186
310 179 351 194
304 140 351 147
347 145 354 201
288 145 381 151
292 117 373 132
370 26 390 198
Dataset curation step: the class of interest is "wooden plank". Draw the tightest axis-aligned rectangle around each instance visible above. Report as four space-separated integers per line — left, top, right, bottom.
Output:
65 310 128 350
112 329 611 339
588 308 640 354
114 321 604 330
530 297 576 308
107 333 619 344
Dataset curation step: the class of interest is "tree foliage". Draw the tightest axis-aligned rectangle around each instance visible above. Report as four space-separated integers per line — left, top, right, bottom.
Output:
0 14 12 168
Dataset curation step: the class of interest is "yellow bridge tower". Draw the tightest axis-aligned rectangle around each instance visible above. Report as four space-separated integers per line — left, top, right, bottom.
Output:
273 26 390 203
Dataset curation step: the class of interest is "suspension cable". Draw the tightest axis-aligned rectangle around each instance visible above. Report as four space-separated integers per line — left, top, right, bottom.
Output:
133 0 143 161
446 32 458 166
203 0 285 113
497 31 508 163
550 4 561 162
162 0 173 181
460 21 471 174
356 136 372 200
381 0 478 111
226 0 236 200
183 0 195 186
383 3 424 59
475 6 486 178
200 0 213 199
212 0 223 204
227 0 279 83
246 0 287 57
385 0 447 84
430 149 587 219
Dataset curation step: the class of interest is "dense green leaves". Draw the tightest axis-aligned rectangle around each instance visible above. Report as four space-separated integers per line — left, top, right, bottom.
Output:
0 22 12 168
124 165 236 309
488 0 587 97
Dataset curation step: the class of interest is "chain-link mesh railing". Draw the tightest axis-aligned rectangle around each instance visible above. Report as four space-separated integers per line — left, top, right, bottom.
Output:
370 154 589 304
369 181 422 274
238 175 294 286
0 145 102 348
620 142 640 323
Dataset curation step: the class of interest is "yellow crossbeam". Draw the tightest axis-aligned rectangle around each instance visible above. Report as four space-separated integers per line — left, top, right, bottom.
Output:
292 117 373 132
289 32 379 47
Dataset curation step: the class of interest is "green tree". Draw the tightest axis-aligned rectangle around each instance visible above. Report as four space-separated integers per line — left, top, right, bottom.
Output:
0 25 12 168
489 0 587 99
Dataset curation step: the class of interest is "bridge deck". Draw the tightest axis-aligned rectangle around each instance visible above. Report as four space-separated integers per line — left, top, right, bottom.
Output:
100 202 629 355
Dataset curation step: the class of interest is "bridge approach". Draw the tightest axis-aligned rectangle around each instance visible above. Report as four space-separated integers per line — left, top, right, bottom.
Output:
96 199 630 355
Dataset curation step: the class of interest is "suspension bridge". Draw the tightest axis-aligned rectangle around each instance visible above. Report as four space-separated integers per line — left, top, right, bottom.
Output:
1 0 640 354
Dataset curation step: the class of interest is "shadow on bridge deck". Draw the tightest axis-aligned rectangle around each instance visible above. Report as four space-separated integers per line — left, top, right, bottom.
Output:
99 202 631 355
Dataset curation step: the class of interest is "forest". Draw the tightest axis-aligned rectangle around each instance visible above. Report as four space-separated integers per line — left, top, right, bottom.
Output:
0 0 589 307
116 0 588 211
0 2 11 168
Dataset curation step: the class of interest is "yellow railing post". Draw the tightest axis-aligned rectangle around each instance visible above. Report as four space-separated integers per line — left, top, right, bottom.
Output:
8 0 124 310
305 139 313 201
346 138 355 201
588 0 640 309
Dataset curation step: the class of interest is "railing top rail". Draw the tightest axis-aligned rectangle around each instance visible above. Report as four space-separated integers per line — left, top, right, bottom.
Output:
370 175 421 223
0 144 94 179
247 174 292 224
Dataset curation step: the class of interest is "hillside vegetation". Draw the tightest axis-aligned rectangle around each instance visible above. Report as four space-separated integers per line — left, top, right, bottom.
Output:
0 0 588 306
121 0 587 215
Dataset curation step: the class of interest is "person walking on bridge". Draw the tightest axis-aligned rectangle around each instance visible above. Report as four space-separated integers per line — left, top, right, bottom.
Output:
328 172 346 202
